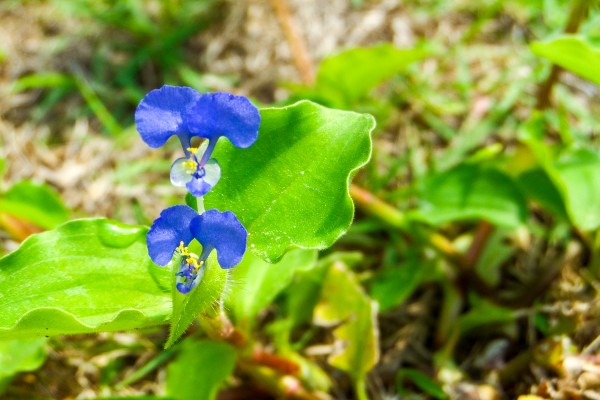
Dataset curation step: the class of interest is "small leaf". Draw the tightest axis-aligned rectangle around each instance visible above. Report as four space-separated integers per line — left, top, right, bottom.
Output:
458 299 517 334
553 148 600 231
206 101 374 263
166 339 236 400
226 249 317 331
0 219 171 339
531 35 600 86
0 338 46 393
10 72 74 92
314 262 379 388
517 168 569 220
397 368 448 399
370 257 434 311
315 43 433 107
0 181 69 230
412 164 528 228
166 252 227 348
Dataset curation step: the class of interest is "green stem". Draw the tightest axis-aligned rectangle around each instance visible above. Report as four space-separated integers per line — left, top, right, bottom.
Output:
350 184 496 296
350 184 464 264
196 196 206 213
355 378 369 400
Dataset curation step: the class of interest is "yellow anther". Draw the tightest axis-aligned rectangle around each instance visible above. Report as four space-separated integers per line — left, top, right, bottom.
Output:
177 241 190 256
183 159 197 174
187 147 199 154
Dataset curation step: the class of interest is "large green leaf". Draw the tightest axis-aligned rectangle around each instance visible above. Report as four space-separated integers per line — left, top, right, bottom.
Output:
0 180 69 230
0 219 171 339
166 339 236 400
206 101 374 263
0 338 46 393
314 43 433 107
226 249 317 331
314 262 379 393
411 164 528 228
531 35 600 86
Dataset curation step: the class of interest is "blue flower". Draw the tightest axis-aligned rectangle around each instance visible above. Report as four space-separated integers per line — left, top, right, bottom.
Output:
147 205 247 294
135 86 260 197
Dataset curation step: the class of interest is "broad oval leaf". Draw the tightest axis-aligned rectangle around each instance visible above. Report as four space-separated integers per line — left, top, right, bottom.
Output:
531 35 600 86
206 101 374 263
0 219 171 339
411 164 528 228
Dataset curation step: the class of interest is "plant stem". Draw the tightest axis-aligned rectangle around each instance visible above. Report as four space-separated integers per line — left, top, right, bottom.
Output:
349 184 408 230
355 378 369 400
535 0 589 109
350 184 496 296
350 184 463 263
464 220 494 268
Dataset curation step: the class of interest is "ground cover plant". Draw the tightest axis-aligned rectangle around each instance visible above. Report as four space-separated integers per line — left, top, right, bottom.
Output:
1 0 600 399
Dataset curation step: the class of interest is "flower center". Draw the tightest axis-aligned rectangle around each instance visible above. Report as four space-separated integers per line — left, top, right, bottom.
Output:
175 241 207 293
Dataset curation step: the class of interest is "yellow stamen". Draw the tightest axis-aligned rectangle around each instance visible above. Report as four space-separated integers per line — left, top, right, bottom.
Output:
183 159 197 174
177 241 190 256
187 147 199 154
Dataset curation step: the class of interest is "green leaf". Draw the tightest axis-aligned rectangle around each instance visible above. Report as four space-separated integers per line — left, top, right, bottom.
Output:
370 257 433 312
397 368 447 399
166 251 227 348
10 72 74 92
0 180 69 229
166 339 236 400
226 249 317 331
206 101 374 263
314 43 433 107
0 219 171 339
517 168 569 220
0 338 46 393
531 35 600 86
283 256 333 330
553 148 600 230
412 164 528 228
458 298 517 334
314 262 379 390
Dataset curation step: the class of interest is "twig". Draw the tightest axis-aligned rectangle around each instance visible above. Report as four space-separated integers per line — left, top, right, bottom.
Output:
269 0 316 85
464 220 494 267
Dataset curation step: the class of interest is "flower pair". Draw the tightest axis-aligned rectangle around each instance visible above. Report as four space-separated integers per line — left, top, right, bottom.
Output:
136 85 260 294
135 85 260 197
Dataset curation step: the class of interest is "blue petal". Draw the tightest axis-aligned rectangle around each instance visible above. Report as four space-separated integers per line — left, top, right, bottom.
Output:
190 209 247 269
170 157 194 187
185 92 260 148
146 205 198 266
185 159 221 197
135 85 201 148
